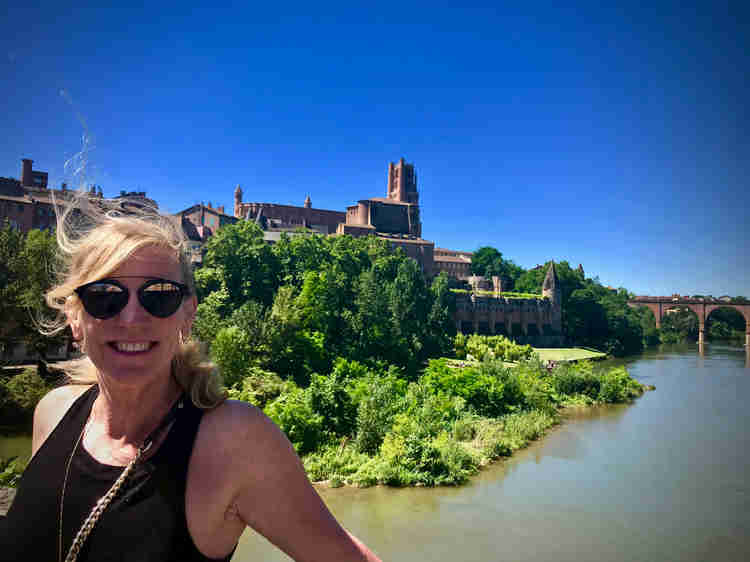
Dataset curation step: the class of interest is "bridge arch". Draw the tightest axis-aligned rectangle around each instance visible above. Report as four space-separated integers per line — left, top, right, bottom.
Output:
627 297 750 346
705 306 748 340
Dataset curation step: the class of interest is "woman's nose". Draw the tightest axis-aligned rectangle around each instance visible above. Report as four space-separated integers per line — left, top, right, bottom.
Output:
117 292 149 324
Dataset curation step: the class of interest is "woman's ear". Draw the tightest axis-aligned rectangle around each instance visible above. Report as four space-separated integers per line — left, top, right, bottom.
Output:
183 295 198 335
65 297 82 341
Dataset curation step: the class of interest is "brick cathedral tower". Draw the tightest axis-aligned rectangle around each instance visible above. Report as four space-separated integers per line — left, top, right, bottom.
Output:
387 158 418 204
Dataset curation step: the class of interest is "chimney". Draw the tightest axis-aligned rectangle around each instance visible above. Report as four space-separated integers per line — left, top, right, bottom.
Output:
217 205 225 214
21 159 33 186
207 201 212 209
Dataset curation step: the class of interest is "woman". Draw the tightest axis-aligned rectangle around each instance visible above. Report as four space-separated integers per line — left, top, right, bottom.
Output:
1 197 380 561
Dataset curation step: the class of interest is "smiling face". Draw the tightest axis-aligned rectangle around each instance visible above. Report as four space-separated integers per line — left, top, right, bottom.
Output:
69 246 197 388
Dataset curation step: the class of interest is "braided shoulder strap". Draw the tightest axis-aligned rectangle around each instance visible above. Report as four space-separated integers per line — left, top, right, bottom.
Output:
63 443 148 562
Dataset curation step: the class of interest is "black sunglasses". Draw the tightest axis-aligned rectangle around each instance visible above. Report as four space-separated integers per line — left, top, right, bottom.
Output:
74 277 191 320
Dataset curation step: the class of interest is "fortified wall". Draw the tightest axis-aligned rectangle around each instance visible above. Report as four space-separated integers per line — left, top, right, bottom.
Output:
454 263 564 345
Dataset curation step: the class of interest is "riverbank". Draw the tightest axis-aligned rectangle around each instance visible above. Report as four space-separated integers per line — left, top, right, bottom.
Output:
237 344 749 562
298 358 649 488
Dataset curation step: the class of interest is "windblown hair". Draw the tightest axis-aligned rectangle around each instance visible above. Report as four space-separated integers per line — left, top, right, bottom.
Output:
44 191 226 409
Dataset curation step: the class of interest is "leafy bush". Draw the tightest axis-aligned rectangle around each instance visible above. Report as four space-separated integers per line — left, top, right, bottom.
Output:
454 334 535 362
473 418 512 458
0 456 25 488
350 369 407 454
265 385 325 455
192 287 231 346
598 366 643 403
0 368 50 424
303 443 370 482
551 363 601 398
431 431 479 485
308 370 357 438
226 366 287 408
421 359 523 417
400 384 467 437
210 325 253 387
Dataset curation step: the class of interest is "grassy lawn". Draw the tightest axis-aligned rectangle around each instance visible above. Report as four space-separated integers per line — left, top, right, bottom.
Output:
532 348 607 362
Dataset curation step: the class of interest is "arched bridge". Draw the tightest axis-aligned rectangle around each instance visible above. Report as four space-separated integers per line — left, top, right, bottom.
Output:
627 296 750 346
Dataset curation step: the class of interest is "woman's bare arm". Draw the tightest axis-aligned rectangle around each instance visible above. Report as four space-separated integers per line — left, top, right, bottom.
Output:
198 401 382 562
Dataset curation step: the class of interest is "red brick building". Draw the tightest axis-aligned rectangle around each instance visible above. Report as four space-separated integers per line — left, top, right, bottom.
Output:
228 158 470 278
433 248 473 279
0 159 56 233
1 158 161 236
234 185 345 235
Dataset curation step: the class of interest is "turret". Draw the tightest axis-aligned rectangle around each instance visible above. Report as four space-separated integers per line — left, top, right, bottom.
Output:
233 184 243 217
21 159 33 186
542 261 561 304
304 195 311 209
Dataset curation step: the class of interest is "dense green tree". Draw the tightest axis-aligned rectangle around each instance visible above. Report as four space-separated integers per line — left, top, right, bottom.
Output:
0 224 65 360
0 222 25 355
470 246 524 287
388 258 430 375
565 288 608 345
424 273 457 359
598 290 644 356
202 220 280 306
471 247 503 277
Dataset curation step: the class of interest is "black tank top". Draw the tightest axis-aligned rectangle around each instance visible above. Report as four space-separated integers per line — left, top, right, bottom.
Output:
1 385 235 561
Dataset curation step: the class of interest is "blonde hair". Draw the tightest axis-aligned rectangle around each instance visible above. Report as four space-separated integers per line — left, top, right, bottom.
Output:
45 191 226 409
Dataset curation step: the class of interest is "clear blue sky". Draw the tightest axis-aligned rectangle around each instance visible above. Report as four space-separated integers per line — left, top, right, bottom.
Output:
2 2 748 297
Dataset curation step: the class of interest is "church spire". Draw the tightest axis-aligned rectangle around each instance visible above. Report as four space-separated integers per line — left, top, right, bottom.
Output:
542 261 561 304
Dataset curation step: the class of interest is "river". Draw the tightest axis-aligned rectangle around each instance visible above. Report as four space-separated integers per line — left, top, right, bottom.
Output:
3 344 749 560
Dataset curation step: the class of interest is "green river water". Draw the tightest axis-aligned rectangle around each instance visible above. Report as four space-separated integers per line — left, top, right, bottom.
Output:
3 344 749 560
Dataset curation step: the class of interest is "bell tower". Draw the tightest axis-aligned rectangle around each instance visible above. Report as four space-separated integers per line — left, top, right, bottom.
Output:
387 158 418 204
233 184 243 218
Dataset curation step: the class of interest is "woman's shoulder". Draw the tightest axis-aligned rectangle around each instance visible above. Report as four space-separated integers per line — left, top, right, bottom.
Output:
32 384 93 456
192 399 295 478
197 399 276 450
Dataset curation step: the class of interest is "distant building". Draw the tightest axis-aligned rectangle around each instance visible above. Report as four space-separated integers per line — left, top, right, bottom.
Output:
335 158 435 275
172 202 240 265
338 158 421 238
176 201 238 236
234 186 345 235
0 159 57 233
1 158 159 235
433 248 473 279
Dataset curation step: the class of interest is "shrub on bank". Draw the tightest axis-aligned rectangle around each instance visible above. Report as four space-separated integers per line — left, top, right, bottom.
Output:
0 368 51 425
454 334 535 362
264 384 325 455
225 366 287 408
0 456 26 488
228 352 647 487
